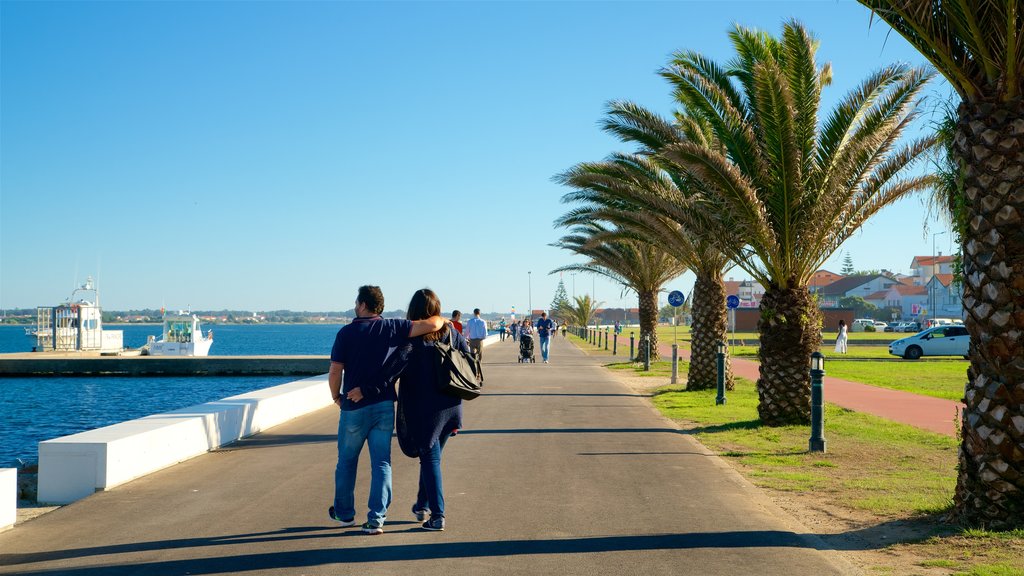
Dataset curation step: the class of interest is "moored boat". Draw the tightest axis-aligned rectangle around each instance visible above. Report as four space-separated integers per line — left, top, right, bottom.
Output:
145 313 213 356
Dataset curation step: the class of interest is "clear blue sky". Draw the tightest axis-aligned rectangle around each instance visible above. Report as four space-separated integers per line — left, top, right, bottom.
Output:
1 1 955 315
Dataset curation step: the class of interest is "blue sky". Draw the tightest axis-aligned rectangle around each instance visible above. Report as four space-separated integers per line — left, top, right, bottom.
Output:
1 1 954 315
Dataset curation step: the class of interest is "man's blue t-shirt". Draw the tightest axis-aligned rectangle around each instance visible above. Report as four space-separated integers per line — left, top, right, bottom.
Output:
535 317 554 338
331 316 413 411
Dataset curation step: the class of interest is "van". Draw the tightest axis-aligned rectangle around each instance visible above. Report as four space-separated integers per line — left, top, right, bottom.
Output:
851 318 875 332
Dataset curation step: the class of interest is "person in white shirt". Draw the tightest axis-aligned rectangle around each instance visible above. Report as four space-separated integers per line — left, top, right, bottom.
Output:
466 308 489 360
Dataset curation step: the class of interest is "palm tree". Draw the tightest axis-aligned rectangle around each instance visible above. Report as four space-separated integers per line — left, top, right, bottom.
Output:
659 20 937 425
857 0 1024 529
560 294 602 329
551 222 687 363
556 148 735 391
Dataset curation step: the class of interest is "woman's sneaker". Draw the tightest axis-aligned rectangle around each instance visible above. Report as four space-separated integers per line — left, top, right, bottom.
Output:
328 506 356 527
412 505 429 522
361 522 384 535
422 517 445 531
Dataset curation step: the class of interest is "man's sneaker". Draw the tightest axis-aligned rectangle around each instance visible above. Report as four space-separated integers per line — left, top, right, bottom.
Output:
361 522 384 535
412 505 429 522
422 517 445 531
328 506 356 527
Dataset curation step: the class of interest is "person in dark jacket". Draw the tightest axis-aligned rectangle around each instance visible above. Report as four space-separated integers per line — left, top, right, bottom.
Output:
386 288 469 531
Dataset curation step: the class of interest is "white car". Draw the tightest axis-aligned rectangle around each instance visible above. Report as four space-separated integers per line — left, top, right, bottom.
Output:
889 326 970 360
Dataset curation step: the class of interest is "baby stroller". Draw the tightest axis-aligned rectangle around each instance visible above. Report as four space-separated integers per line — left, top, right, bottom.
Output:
518 333 536 363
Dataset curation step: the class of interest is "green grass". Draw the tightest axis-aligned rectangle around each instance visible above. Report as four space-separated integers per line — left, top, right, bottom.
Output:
825 360 968 401
648 374 957 515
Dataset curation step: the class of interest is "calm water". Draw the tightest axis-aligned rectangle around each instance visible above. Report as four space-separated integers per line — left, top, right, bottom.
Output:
0 323 342 468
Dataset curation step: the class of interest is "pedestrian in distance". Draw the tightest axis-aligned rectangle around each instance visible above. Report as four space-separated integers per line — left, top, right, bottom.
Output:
499 317 507 342
834 319 848 354
450 310 463 337
327 285 446 535
510 320 519 342
385 288 469 532
467 308 488 361
534 311 554 363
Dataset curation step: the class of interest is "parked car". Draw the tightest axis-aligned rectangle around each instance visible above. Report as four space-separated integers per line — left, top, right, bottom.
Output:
889 325 970 359
896 321 920 333
851 318 876 332
872 321 889 331
883 322 901 332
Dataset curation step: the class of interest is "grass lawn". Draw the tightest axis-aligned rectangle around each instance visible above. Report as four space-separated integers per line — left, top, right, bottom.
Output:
825 360 968 401
654 326 907 346
605 359 1022 576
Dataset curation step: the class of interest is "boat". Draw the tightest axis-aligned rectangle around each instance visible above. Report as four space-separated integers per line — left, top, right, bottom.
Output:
144 313 214 356
34 277 124 353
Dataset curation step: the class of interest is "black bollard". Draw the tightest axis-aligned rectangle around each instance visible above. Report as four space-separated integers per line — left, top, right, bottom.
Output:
809 352 826 453
629 332 635 360
604 328 609 350
716 340 727 405
613 333 617 356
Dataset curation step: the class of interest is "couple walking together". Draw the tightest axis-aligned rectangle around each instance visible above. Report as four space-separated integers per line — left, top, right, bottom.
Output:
328 285 469 534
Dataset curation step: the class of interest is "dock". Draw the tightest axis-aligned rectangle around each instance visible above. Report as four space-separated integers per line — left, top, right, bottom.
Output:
0 353 328 377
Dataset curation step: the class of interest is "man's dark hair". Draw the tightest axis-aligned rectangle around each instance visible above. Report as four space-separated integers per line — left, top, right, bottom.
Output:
473 308 481 315
357 285 385 315
452 310 461 319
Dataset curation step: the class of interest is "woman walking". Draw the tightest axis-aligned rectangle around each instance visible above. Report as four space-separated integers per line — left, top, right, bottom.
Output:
834 319 848 354
387 288 468 531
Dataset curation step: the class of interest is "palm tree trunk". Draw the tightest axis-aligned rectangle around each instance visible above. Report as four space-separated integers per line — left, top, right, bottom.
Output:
687 271 733 391
952 98 1024 529
636 288 659 363
756 284 822 426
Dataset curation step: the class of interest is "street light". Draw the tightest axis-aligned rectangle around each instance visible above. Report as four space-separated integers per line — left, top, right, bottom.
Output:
931 231 946 324
571 272 576 298
715 340 727 405
528 271 532 319
809 352 826 453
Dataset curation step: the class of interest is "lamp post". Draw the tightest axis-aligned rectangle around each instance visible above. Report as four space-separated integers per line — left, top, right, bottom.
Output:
931 231 946 324
571 272 576 298
716 340 727 405
809 352 826 453
528 271 532 320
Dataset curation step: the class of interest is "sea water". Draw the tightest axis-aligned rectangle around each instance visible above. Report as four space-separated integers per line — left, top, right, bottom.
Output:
0 324 343 468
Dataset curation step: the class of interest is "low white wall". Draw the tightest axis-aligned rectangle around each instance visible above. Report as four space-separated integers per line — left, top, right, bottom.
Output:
38 374 331 505
1 468 15 531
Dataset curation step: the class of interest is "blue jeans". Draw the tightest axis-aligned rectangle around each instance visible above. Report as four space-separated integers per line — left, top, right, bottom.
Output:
415 434 450 518
334 401 394 526
539 335 550 361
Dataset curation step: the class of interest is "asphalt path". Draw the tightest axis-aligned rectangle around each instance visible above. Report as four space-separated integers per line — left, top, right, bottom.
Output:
0 337 858 575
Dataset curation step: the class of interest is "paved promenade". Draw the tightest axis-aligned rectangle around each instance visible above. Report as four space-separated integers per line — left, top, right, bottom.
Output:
655 341 960 437
0 338 856 576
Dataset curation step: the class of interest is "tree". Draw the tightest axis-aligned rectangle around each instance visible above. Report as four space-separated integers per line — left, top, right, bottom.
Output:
659 20 936 425
841 252 855 275
550 279 570 322
551 222 687 363
838 295 878 319
556 106 737 392
560 294 602 328
857 0 1024 529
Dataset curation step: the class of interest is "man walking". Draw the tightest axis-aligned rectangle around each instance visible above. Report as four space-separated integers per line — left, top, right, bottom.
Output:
467 308 488 360
535 311 554 363
450 310 463 337
328 285 445 534
499 317 507 341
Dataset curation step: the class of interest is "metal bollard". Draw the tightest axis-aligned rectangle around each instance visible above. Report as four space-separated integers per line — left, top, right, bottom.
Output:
716 340 727 405
613 333 617 355
671 344 678 384
809 352 826 453
629 332 635 360
643 334 650 371
604 328 609 350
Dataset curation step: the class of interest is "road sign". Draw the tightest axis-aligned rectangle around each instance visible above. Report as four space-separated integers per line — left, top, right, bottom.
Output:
726 295 740 309
668 290 685 307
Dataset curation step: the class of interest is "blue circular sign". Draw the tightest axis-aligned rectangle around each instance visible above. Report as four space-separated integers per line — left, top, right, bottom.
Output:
668 290 685 307
726 295 740 309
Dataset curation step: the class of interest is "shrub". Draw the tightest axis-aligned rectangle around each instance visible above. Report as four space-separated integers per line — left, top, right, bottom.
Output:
864 325 877 332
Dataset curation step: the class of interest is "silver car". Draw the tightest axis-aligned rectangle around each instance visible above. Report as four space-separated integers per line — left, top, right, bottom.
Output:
889 326 970 360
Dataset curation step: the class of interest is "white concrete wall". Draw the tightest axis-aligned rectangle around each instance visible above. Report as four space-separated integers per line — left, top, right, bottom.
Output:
38 374 332 505
1 468 15 531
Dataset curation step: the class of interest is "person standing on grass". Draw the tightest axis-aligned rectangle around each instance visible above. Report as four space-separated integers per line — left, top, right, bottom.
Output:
535 311 554 363
467 308 488 361
327 285 446 535
834 319 848 354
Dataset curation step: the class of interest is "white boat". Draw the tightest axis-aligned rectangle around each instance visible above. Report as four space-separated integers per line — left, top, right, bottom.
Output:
145 313 214 356
34 277 124 353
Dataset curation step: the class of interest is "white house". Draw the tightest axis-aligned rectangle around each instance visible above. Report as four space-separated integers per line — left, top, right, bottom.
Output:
925 274 965 320
864 284 929 320
909 255 955 286
818 274 904 302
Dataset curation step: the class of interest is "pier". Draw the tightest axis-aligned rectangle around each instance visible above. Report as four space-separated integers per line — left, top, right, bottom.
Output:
0 353 328 377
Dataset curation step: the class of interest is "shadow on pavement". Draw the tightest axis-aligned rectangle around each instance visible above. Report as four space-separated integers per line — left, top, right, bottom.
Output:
215 433 336 450
2 528 886 574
